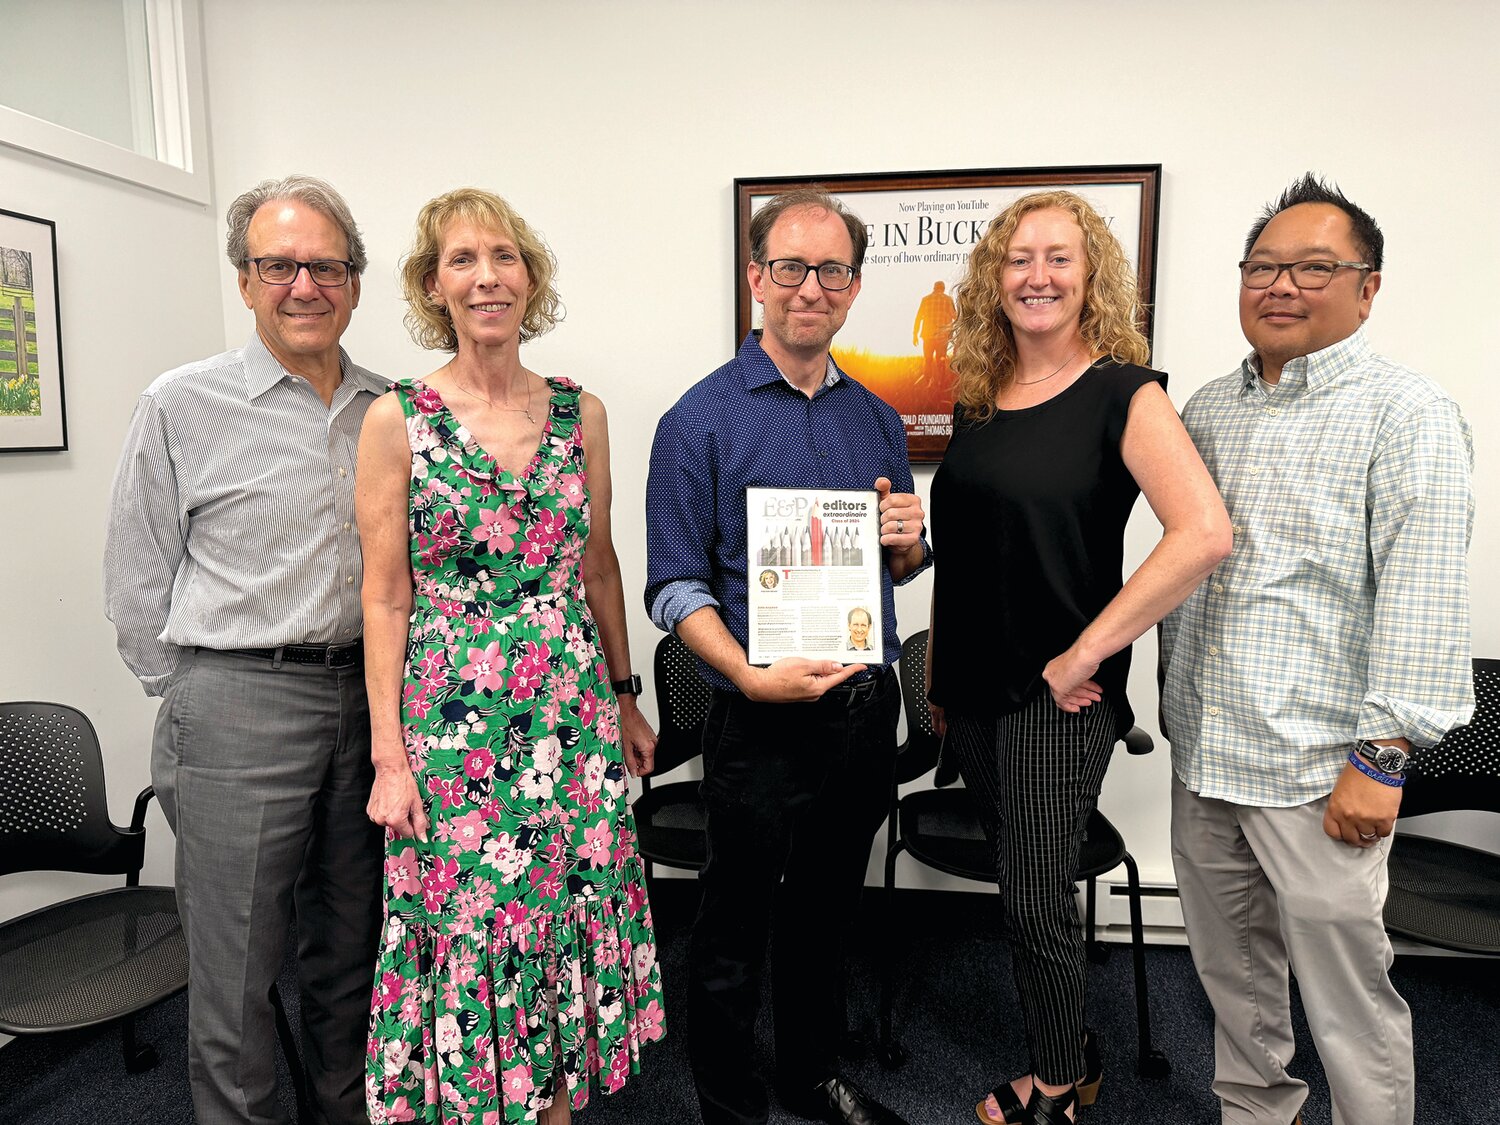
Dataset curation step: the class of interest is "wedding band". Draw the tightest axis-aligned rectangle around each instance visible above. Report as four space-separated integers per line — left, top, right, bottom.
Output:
896 519 905 534
1358 831 1378 841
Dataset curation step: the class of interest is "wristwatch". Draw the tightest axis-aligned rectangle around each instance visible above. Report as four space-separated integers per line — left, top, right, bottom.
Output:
1353 739 1410 776
610 674 643 697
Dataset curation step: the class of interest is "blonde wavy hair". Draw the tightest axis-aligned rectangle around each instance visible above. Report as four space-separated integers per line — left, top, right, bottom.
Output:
951 190 1149 423
400 187 563 352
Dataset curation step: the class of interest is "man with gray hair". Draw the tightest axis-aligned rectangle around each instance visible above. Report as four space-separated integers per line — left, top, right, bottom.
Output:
105 175 384 1124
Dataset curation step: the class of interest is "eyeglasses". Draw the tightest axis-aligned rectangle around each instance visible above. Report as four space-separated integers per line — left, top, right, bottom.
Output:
764 259 857 291
1238 259 1372 290
246 257 354 287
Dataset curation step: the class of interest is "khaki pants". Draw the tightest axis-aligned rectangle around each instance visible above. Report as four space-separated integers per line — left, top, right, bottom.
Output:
1170 777 1414 1125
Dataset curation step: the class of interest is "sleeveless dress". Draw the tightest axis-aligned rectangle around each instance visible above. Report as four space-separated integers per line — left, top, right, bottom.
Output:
367 377 664 1124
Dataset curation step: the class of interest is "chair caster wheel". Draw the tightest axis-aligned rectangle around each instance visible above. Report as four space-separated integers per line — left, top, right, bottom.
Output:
126 1045 159 1073
876 1040 907 1070
1138 1049 1171 1079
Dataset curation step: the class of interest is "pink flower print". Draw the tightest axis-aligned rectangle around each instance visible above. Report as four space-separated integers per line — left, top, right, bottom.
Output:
506 642 550 700
636 999 666 1043
539 696 563 730
530 861 564 901
463 746 495 780
428 775 466 810
579 689 599 727
412 384 444 414
447 810 490 853
520 530 553 567
385 847 422 898
374 970 403 1011
556 471 586 509
460 642 507 694
604 1046 631 1092
415 648 448 678
579 821 614 867
532 507 567 545
626 880 648 916
500 1063 534 1103
421 856 459 912
536 606 567 641
463 1064 497 1099
473 504 520 554
562 777 604 815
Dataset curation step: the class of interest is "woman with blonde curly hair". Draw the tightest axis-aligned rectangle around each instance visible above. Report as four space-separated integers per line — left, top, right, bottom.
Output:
926 191 1229 1124
359 188 665 1123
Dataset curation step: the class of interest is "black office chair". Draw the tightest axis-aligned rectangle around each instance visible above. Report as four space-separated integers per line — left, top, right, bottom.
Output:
0 701 307 1106
1384 657 1500 955
632 633 714 877
876 632 1169 1079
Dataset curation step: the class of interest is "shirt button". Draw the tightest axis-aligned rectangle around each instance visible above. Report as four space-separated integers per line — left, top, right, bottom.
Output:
1248 465 1261 475
338 466 348 477
346 575 355 584
1207 706 1221 716
1265 406 1279 416
1208 645 1219 656
343 521 351 531
1212 583 1224 593
1232 524 1243 535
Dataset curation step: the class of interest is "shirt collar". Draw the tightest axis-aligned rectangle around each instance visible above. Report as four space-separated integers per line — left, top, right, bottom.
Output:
737 331 844 394
242 331 383 400
1240 325 1373 395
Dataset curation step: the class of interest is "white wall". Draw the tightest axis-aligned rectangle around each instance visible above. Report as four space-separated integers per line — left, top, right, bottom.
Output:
0 144 222 922
2 0 1496 928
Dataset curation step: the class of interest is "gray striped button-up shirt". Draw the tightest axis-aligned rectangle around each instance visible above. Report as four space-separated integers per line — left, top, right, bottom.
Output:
104 333 388 696
1162 327 1475 806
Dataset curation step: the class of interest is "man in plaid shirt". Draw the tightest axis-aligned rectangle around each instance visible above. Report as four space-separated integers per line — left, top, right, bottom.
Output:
1162 173 1474 1125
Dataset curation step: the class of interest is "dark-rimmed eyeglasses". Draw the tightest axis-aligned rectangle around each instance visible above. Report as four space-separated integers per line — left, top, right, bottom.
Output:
246 257 354 287
764 259 857 291
1238 259 1372 290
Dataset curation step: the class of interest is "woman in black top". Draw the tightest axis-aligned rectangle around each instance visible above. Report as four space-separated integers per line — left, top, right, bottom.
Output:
928 191 1229 1125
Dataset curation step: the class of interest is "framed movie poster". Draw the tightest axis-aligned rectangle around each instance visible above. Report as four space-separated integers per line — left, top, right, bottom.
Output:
0 208 67 452
734 165 1161 461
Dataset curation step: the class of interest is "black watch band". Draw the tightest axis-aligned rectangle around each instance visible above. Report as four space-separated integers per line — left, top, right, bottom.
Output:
1353 739 1410 776
610 673 643 697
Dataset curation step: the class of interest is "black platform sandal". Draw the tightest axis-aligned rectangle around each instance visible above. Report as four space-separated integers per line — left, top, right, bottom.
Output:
1026 1083 1080 1125
975 1082 1027 1124
1077 1028 1102 1107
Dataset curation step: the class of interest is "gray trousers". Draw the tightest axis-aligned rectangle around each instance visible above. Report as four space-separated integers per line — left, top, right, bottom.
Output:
152 648 382 1125
1170 777 1414 1125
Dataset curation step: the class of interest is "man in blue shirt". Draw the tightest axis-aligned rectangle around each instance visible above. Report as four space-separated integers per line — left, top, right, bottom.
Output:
646 189 930 1125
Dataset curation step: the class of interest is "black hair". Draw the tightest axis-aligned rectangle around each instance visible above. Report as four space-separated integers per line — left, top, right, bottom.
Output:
1243 172 1384 270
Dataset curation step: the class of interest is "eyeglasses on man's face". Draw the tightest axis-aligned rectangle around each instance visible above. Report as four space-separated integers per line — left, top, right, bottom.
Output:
246 257 354 287
764 259 857 291
1238 259 1372 290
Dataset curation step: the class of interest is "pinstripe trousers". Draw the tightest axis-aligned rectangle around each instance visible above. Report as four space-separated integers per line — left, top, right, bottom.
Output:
946 692 1117 1085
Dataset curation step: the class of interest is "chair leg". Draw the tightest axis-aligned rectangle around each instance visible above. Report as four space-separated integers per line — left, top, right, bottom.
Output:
1086 875 1108 964
876 842 908 1069
1121 851 1170 1078
270 981 311 1117
121 1012 158 1073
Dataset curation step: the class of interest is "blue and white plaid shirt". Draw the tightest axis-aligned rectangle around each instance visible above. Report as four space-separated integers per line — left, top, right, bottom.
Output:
1162 327 1474 806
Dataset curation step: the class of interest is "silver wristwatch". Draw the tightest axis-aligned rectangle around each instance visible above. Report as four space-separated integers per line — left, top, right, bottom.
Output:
1353 739 1410 776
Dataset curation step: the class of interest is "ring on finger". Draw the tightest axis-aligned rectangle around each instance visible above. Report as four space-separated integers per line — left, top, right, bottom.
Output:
896 519 905 534
1358 831 1378 841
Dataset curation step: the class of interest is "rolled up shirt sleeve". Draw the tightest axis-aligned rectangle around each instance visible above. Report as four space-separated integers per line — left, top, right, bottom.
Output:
644 407 721 634
103 394 187 696
1359 396 1475 746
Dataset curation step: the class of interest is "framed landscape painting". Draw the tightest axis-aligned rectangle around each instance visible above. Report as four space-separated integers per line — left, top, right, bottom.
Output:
0 208 67 452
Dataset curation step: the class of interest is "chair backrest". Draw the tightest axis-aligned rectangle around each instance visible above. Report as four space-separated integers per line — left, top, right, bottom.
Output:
895 630 944 785
650 633 714 777
1403 658 1500 817
0 702 142 877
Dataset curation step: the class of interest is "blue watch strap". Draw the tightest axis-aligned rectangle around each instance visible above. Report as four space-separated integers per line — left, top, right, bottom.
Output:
1348 750 1405 787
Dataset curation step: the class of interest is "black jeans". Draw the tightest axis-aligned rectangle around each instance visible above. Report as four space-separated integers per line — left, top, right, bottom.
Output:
687 668 900 1125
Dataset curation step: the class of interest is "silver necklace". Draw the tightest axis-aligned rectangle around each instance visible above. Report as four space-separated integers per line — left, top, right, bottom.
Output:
1014 348 1082 387
456 368 535 423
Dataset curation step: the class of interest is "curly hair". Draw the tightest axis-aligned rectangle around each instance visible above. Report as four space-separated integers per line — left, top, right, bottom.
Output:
400 187 563 352
950 190 1150 423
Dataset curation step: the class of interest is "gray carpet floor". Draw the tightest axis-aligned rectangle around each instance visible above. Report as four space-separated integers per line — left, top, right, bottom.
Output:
1 879 1495 1123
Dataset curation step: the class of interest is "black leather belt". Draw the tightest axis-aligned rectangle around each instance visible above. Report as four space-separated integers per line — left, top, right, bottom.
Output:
224 640 363 669
825 665 893 700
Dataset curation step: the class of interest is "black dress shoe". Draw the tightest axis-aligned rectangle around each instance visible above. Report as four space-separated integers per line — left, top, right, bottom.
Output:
794 1074 910 1125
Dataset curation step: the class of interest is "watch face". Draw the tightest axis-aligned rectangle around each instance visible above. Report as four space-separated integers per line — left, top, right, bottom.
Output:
1374 746 1408 773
